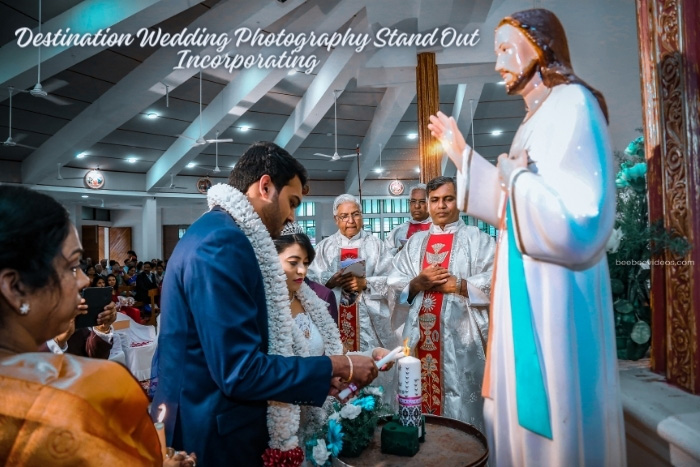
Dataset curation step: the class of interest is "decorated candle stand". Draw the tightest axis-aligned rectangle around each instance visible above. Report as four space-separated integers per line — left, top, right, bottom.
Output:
381 341 426 457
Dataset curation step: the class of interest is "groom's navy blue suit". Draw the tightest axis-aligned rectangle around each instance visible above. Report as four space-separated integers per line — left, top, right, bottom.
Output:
153 207 332 466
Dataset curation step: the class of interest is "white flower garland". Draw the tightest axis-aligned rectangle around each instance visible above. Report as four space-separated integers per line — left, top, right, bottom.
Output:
207 184 343 454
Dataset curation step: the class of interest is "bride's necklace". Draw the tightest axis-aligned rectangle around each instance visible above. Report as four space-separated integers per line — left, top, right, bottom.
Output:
290 295 311 339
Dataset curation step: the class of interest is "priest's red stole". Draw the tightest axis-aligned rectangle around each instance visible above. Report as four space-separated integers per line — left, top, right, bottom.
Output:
339 247 360 352
417 233 455 416
406 222 431 239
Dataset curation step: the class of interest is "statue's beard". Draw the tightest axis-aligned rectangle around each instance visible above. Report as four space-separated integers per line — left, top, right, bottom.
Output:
505 59 539 95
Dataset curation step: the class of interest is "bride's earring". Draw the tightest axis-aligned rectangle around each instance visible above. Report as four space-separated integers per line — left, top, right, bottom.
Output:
19 303 30 315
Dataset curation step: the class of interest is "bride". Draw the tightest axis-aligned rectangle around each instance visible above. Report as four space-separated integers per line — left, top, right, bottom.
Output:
273 226 393 453
274 226 393 361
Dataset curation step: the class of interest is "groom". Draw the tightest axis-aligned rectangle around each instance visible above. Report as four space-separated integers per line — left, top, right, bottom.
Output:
153 142 378 466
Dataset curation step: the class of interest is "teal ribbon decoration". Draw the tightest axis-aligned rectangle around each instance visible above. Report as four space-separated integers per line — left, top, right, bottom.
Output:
506 199 553 439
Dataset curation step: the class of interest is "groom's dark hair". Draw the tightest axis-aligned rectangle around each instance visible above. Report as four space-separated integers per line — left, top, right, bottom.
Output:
228 142 308 193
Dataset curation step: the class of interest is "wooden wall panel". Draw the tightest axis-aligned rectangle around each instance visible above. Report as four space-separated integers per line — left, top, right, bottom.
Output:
81 225 99 265
162 226 181 261
636 0 700 393
109 227 132 265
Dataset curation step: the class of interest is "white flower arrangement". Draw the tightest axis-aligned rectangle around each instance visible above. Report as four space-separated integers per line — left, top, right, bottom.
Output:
207 184 343 461
312 439 330 465
339 404 362 420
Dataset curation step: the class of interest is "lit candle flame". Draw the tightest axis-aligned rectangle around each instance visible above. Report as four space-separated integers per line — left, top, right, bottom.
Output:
157 403 167 424
402 338 410 357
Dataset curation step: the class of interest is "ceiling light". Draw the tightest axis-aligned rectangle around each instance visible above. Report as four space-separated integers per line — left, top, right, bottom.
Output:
407 133 418 140
186 162 196 168
287 69 297 76
491 130 503 136
415 167 421 173
126 157 138 163
146 112 159 119
239 126 249 132
231 164 236 169
497 80 505 85
81 195 89 198
76 152 87 159
374 167 384 174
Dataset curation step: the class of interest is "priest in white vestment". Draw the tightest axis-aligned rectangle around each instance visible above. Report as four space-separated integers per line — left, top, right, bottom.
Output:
309 194 397 352
388 177 495 430
429 8 625 466
308 194 398 403
384 184 432 256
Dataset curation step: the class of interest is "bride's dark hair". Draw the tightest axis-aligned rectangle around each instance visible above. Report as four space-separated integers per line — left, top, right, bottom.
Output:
273 233 316 264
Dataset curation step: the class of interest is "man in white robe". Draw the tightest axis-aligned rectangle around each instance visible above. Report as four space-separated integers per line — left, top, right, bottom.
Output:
429 8 625 466
309 194 397 404
384 184 432 256
309 194 396 352
388 177 495 430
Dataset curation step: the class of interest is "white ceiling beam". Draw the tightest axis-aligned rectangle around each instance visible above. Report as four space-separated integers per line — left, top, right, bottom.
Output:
146 68 288 191
146 0 368 190
21 0 309 185
0 0 203 97
344 84 415 193
274 12 369 154
442 79 486 176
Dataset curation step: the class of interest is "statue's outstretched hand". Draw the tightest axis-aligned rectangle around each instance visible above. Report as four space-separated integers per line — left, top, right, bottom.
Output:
428 111 469 169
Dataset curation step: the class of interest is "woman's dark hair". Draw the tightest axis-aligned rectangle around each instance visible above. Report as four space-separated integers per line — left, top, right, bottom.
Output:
86 265 96 275
0 186 71 292
228 142 308 193
92 275 106 287
273 233 316 264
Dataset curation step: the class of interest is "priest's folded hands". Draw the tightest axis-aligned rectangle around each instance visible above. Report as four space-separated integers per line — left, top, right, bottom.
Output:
408 263 453 301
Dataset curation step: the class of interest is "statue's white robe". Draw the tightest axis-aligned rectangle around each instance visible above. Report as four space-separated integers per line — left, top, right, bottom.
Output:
456 84 625 466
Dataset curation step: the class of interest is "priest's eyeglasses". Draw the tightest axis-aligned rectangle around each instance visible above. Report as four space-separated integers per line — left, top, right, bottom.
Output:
336 212 362 222
409 200 427 206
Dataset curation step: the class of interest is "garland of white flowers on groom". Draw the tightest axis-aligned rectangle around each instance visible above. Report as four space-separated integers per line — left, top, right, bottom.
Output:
207 184 342 467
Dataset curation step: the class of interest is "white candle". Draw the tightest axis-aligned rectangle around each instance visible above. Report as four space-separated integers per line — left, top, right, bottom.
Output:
397 355 422 430
374 346 404 370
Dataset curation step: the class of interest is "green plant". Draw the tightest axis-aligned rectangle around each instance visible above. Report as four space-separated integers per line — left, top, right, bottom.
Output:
606 135 690 360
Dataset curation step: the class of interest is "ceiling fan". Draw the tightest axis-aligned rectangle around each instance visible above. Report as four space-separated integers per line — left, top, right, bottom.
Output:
3 87 37 149
374 143 385 177
20 0 71 106
154 173 188 191
178 70 233 147
56 162 84 180
212 131 223 173
314 90 361 161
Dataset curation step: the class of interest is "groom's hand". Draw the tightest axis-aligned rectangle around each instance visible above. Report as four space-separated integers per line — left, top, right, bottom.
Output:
329 355 379 389
328 376 347 398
